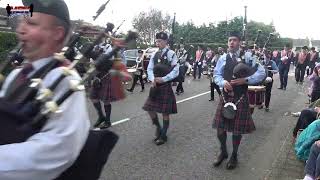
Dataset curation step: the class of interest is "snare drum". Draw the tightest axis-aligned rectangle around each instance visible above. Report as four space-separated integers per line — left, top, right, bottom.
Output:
248 86 266 108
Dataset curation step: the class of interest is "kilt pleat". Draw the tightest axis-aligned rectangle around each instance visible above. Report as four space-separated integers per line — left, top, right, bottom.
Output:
89 74 125 103
143 83 177 114
212 94 255 134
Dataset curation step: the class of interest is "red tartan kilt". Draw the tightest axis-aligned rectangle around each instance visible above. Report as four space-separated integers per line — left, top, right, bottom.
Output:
89 74 125 103
212 95 255 134
143 83 177 114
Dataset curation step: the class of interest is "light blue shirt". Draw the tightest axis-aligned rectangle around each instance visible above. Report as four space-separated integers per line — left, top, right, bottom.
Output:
147 47 179 82
0 57 90 180
265 59 279 73
214 51 266 88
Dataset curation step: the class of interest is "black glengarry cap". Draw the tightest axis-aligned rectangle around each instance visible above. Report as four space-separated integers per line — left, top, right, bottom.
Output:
156 32 168 41
22 0 70 28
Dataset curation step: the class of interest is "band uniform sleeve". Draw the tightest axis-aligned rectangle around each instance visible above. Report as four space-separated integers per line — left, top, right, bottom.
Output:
246 63 266 85
213 55 226 88
162 51 179 82
272 61 279 73
0 69 20 97
147 52 156 82
0 69 90 180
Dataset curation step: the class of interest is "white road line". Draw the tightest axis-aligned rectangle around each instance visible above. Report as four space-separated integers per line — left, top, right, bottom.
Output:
112 118 130 126
112 91 211 126
176 91 210 104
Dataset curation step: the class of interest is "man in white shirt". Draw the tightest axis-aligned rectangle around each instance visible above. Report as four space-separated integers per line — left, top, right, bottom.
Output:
0 0 90 179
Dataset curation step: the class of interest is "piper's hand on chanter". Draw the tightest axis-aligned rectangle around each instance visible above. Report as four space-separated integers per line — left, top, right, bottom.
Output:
154 77 164 84
151 81 157 87
230 78 247 86
223 80 233 92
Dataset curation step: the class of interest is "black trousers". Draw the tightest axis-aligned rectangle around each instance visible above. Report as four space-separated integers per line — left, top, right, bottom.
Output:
308 63 316 76
176 81 184 93
293 108 317 137
210 81 221 99
265 80 273 108
279 66 289 88
129 71 144 91
311 90 320 103
193 63 202 79
295 64 306 83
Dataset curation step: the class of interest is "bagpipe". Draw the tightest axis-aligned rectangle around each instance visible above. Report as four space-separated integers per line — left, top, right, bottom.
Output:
0 21 138 179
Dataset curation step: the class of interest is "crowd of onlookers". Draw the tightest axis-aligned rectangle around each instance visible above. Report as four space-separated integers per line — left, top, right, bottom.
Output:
289 47 320 180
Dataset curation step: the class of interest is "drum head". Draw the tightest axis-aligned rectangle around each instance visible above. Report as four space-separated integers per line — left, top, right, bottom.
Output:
127 68 137 73
248 85 266 91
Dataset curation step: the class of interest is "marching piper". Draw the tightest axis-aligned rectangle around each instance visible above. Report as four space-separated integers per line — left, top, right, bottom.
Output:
142 32 179 145
0 0 90 179
90 44 132 129
212 31 266 170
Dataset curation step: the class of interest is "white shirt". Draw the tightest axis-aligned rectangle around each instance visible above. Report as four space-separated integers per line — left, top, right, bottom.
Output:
0 57 90 180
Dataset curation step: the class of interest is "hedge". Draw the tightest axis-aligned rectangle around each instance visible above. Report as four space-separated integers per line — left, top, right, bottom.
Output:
0 31 18 62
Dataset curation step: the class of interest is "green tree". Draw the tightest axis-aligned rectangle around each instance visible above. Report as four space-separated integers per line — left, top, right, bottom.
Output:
132 9 172 45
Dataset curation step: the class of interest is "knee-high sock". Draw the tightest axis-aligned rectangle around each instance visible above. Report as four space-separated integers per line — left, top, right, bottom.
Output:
104 104 112 123
217 130 227 154
93 102 104 118
152 116 161 128
161 120 170 137
232 134 242 157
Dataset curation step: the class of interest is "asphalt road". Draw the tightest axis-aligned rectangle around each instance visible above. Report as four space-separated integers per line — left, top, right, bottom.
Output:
86 70 308 180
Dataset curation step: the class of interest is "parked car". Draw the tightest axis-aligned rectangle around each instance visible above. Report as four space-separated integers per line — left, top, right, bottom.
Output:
124 49 141 67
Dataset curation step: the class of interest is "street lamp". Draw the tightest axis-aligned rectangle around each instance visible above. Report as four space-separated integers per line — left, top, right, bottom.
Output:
243 5 247 46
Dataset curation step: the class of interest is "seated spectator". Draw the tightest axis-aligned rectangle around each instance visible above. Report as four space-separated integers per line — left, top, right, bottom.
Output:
292 98 320 117
295 120 320 161
293 107 320 138
302 141 320 180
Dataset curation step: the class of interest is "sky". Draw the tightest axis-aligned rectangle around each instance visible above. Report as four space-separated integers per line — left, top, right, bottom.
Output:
2 0 320 39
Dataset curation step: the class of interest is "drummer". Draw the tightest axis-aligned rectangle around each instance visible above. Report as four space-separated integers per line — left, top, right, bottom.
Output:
127 49 145 92
262 50 279 112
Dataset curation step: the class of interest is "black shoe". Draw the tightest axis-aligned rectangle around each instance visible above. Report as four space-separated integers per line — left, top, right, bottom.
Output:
213 152 228 167
126 89 133 93
100 121 112 129
154 136 167 145
277 87 283 90
140 89 144 92
265 107 269 112
176 91 180 95
258 105 263 109
209 99 214 101
153 127 161 141
226 155 238 170
93 117 105 128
